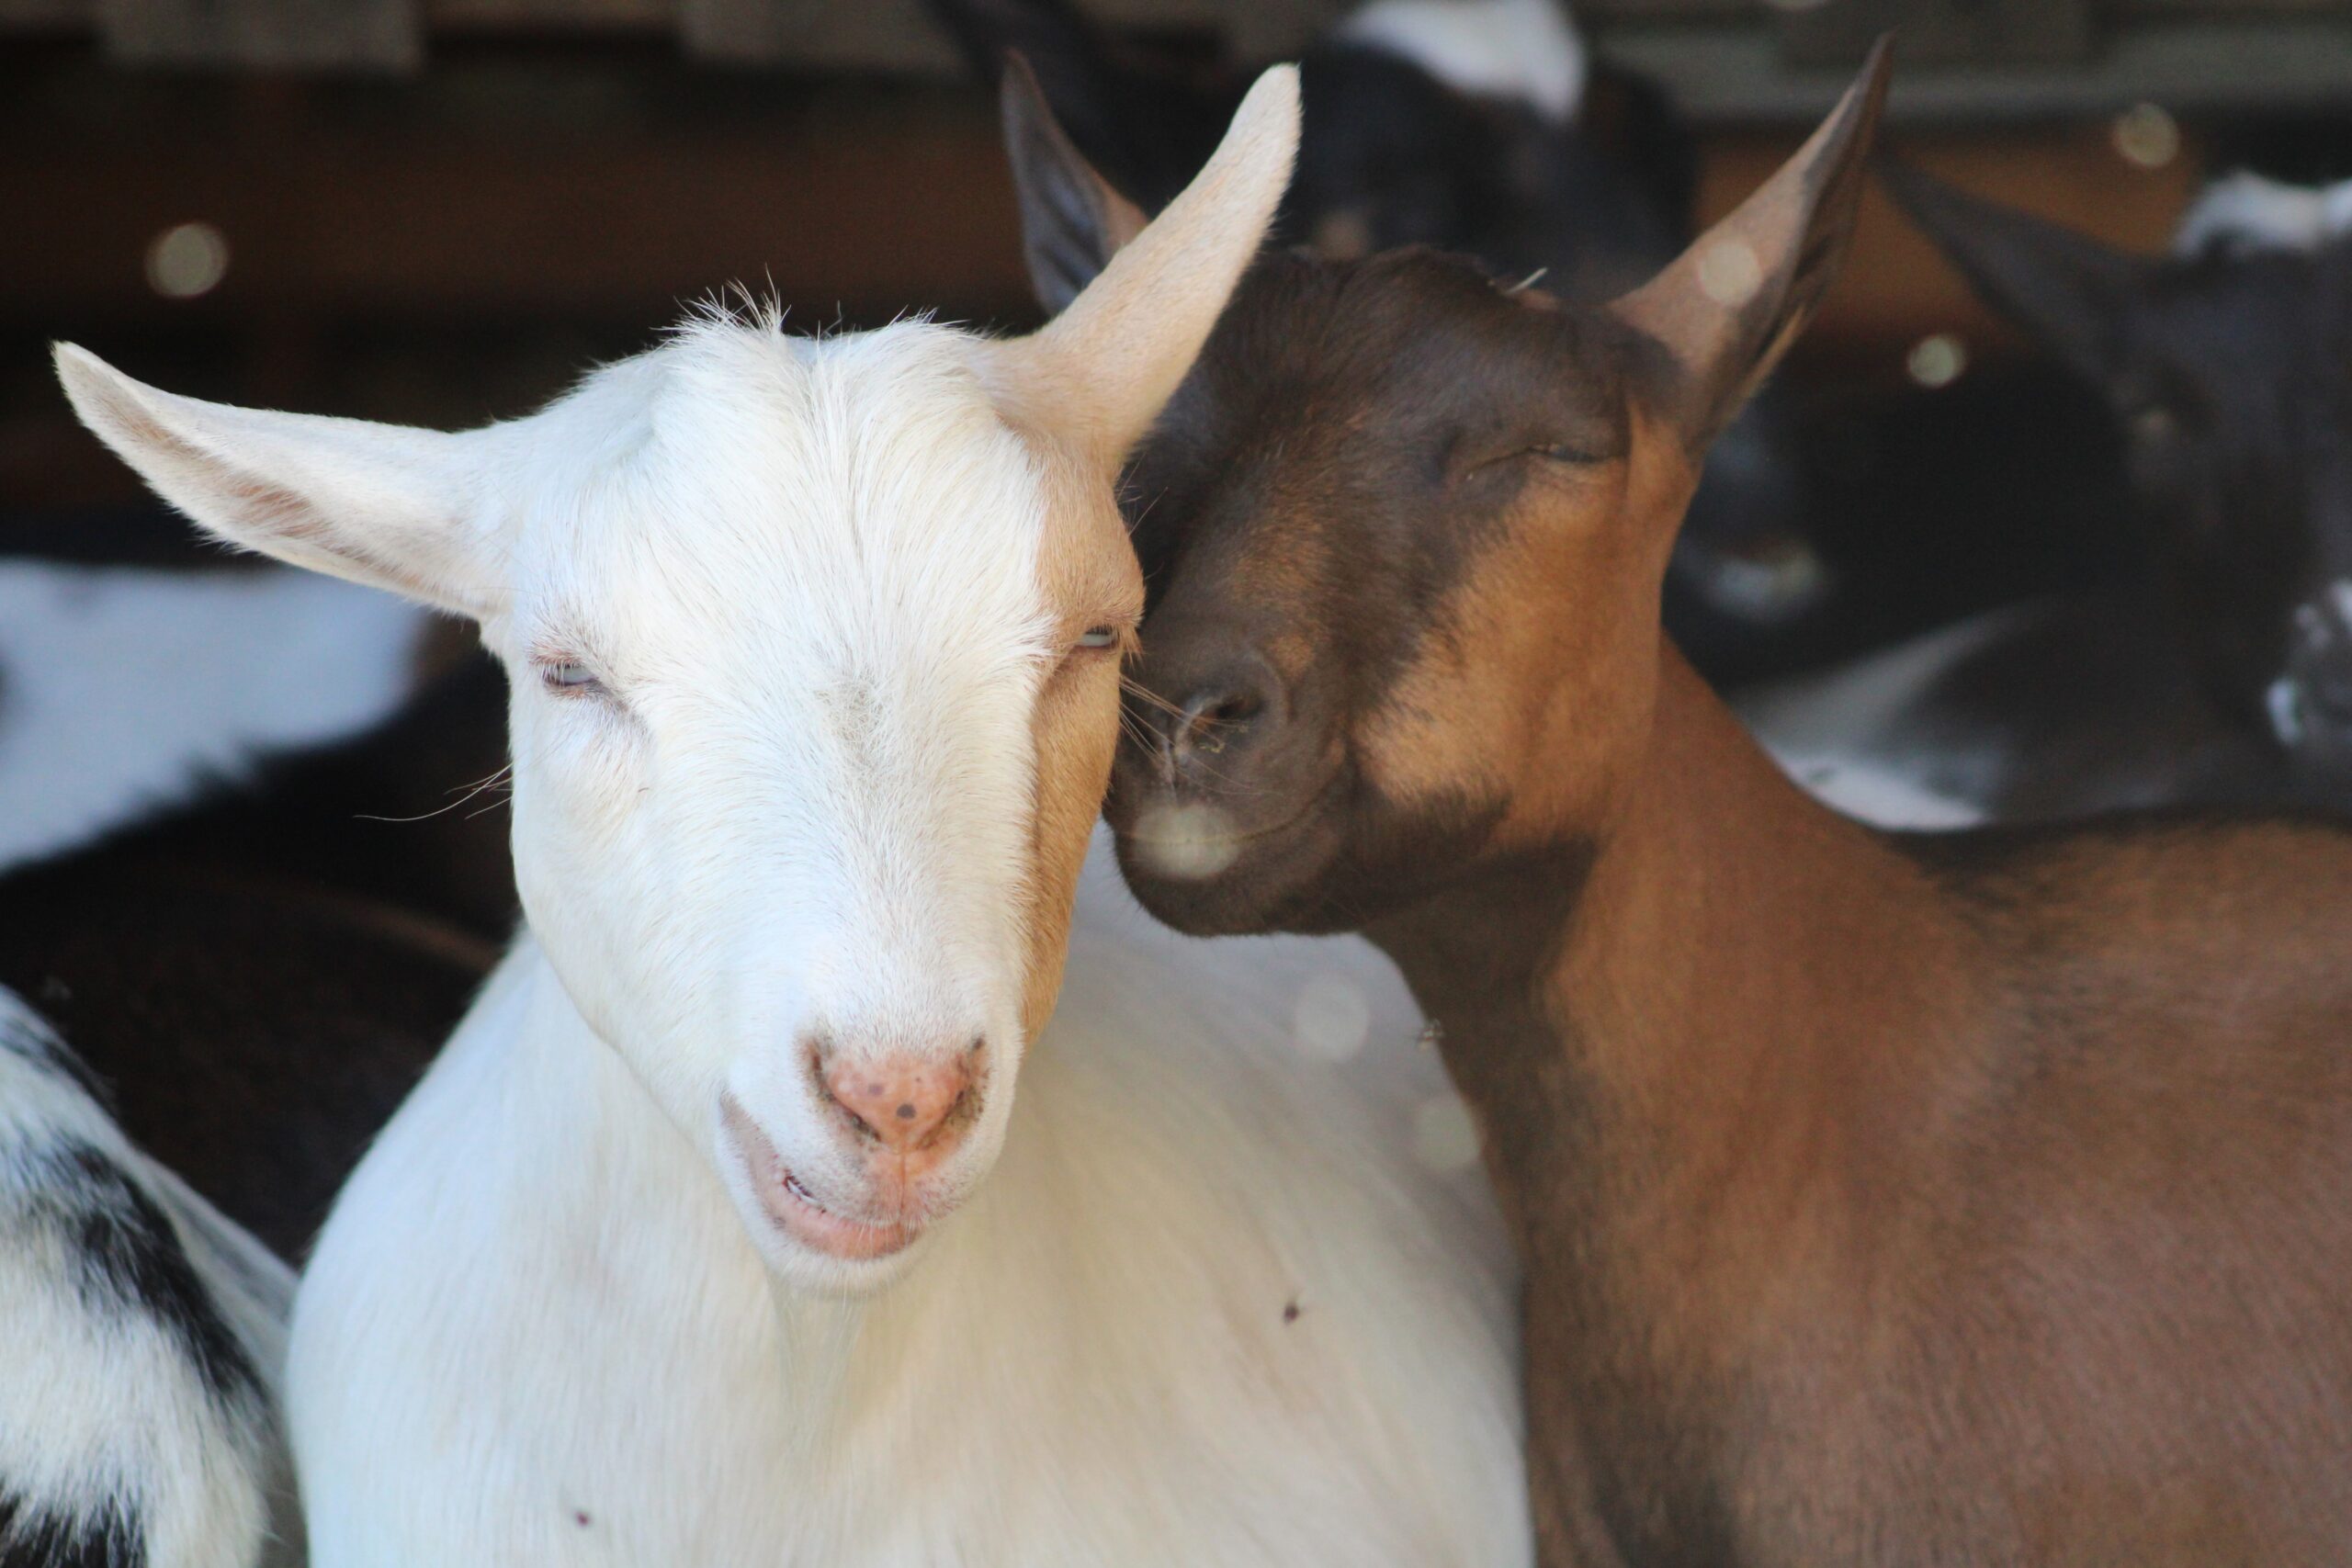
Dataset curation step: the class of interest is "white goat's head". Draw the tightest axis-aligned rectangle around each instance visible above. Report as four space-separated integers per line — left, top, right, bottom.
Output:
58 69 1298 1292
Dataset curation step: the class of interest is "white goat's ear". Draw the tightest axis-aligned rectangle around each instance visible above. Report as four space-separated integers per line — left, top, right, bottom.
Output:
986 63 1299 468
55 344 498 618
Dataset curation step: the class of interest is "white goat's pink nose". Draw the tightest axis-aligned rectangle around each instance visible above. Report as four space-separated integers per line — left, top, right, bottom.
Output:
821 1046 980 1154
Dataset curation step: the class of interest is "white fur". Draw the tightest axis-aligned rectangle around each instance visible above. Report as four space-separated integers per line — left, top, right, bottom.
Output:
291 840 1526 1565
2174 172 2352 258
1341 0 1588 123
0 989 299 1567
0 561 428 873
1124 799 1246 880
62 70 1524 1563
1738 611 2016 831
1766 754 1985 831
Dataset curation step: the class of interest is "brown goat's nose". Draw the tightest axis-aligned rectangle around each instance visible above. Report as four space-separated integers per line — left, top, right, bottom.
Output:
1162 655 1281 778
821 1047 978 1152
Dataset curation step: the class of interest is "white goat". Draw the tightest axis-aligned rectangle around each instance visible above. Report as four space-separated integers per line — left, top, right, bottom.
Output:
60 68 1531 1566
0 988 299 1567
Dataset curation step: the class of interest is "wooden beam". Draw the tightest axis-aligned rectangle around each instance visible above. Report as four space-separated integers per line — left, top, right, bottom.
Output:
425 0 669 29
680 0 960 72
1221 0 1341 59
0 0 87 25
1776 0 2095 68
0 91 1031 328
96 0 422 70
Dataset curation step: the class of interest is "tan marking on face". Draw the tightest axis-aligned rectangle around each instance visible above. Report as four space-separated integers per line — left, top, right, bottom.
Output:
1358 403 1697 850
1015 434 1146 1038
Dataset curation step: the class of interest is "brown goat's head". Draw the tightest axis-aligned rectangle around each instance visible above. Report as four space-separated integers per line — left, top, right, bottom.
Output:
1004 46 1889 935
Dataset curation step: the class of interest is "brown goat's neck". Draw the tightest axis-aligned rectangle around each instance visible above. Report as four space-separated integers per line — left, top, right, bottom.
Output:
1369 645 1975 1265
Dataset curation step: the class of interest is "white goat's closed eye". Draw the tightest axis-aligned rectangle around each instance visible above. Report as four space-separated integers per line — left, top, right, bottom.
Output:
541 660 602 693
1076 626 1120 650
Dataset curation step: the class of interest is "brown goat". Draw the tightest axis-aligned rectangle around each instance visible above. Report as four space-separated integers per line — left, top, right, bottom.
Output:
1010 47 2352 1567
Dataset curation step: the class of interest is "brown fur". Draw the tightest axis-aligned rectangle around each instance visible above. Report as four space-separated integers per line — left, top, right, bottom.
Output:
1056 48 2352 1566
1011 433 1145 1040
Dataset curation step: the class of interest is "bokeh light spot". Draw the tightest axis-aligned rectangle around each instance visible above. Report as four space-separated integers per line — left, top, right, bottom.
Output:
146 221 231 299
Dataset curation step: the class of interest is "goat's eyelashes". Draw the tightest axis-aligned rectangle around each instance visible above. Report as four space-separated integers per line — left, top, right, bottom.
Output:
1075 626 1121 651
1461 441 1612 479
1524 442 1611 467
539 660 605 695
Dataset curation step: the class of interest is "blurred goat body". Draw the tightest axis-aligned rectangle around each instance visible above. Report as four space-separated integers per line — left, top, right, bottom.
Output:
0 518 517 934
0 523 499 1263
58 73 1530 1567
0 989 298 1568
0 557 433 876
1747 170 2352 826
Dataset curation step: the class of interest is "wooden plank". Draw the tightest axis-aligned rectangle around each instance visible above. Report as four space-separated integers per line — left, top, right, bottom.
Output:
2120 0 2352 12
1087 0 1232 25
681 0 960 72
0 85 2195 356
1221 0 1342 58
97 0 422 70
0 0 89 26
1578 0 1752 18
0 93 1030 326
1606 19 2352 123
425 0 668 29
1776 0 2094 67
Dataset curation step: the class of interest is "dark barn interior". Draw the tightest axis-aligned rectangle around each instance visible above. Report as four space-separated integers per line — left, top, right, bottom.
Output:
10 1 2352 662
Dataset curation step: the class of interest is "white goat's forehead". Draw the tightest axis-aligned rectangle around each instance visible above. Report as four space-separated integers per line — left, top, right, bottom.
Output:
510 319 1056 672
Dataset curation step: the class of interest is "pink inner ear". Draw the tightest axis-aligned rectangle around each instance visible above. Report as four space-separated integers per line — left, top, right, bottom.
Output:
102 388 330 547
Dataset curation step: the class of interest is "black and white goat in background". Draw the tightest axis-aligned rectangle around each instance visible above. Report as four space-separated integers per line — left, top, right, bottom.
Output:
1748 171 2352 826
0 446 502 1568
0 992 298 1567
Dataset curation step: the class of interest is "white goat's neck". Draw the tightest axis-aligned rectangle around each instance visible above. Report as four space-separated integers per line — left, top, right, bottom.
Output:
290 866 1533 1566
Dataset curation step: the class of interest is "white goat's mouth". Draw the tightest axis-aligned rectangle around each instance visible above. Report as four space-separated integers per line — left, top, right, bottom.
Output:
720 1097 922 1263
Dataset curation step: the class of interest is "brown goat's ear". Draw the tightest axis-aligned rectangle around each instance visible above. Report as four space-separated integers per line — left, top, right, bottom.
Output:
983 65 1295 469
1003 51 1148 316
1883 161 2155 392
1612 39 1892 448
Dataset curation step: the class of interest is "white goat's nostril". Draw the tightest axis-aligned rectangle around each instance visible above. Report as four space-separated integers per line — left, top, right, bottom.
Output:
820 1051 977 1153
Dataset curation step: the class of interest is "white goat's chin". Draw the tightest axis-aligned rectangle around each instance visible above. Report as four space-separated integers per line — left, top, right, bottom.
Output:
717 1097 933 1288
759 1160 919 1262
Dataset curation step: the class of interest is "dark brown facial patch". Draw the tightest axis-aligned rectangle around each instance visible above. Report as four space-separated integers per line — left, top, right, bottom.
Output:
1111 246 1659 932
1129 249 1636 641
